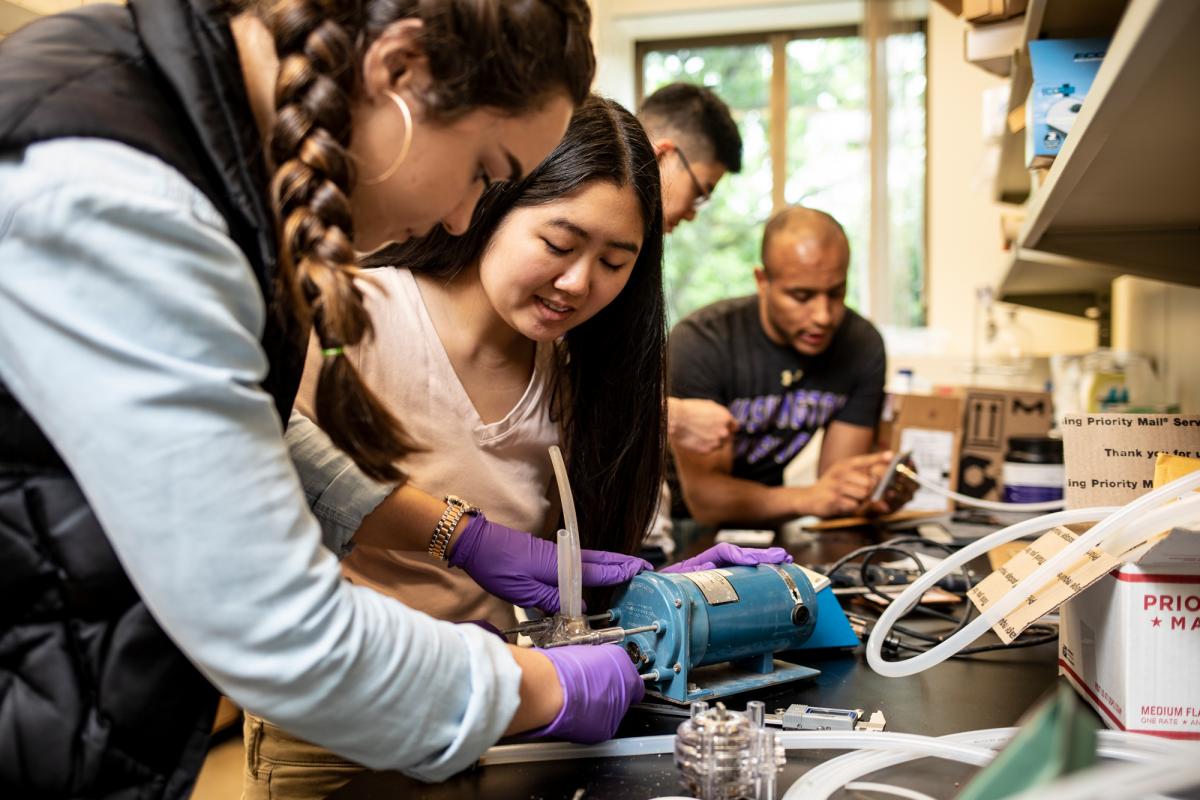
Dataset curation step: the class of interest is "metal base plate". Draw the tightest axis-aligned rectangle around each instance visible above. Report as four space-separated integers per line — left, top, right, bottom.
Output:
646 659 821 706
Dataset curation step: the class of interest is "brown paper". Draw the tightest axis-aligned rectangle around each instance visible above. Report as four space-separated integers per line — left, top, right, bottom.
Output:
1062 414 1200 509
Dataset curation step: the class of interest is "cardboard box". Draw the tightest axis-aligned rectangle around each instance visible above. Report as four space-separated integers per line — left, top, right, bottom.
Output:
932 0 964 16
1062 414 1200 508
963 16 1024 76
884 394 964 512
1057 443 1200 739
1026 38 1109 168
948 387 1054 503
963 0 1027 23
1058 529 1200 739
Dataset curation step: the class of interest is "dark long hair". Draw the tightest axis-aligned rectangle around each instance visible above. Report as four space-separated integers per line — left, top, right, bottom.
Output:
364 96 667 560
260 0 595 481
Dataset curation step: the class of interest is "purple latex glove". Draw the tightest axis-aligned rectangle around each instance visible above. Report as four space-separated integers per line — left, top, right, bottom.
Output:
448 512 652 612
534 644 645 743
660 543 793 573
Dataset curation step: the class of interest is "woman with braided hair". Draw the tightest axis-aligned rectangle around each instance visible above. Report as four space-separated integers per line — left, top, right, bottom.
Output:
0 1 646 798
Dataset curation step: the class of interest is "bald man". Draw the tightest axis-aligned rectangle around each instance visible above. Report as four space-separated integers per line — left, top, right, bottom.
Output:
669 206 898 526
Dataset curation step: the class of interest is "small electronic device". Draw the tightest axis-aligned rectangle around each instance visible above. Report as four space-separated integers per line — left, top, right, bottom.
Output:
870 450 914 504
508 447 860 705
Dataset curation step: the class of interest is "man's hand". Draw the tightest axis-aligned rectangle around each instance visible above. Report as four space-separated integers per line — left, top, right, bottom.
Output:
668 397 737 455
800 452 895 518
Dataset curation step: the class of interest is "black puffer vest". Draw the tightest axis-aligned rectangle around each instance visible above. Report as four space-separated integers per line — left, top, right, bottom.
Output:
0 1 304 796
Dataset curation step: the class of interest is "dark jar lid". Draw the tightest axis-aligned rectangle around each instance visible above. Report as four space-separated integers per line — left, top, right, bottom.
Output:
1005 436 1064 464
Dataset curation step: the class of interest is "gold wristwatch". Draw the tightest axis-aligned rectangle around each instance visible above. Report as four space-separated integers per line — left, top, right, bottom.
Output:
428 495 479 561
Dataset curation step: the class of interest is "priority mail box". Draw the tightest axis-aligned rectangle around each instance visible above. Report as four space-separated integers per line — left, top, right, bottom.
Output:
1056 446 1200 739
1058 528 1200 739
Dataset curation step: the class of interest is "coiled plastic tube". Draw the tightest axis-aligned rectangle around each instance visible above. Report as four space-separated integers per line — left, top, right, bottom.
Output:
481 730 995 768
788 727 1193 800
999 749 1200 800
866 506 1115 676
867 468 1200 677
482 727 1195 800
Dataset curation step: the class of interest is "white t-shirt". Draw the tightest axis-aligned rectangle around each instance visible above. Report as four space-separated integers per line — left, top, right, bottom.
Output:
306 268 560 630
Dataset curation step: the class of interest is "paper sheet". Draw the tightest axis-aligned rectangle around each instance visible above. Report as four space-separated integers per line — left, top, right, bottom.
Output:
967 525 1120 643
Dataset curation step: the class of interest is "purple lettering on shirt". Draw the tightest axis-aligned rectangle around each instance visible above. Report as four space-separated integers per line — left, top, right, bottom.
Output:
726 389 849 468
747 434 782 465
775 431 813 464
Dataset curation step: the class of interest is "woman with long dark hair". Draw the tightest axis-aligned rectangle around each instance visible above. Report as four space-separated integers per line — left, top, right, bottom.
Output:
0 2 645 797
254 93 666 798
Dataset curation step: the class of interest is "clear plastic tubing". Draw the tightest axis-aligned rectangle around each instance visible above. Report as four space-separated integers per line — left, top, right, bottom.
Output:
789 727 1192 800
549 445 583 619
480 730 995 768
1102 491 1200 555
478 728 1191 769
897 464 1064 513
867 467 1200 678
1000 749 1200 800
555 528 581 621
843 783 937 800
480 726 1194 800
866 506 1111 677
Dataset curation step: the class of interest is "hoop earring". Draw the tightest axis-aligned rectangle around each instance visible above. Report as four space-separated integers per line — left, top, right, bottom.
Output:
361 91 414 186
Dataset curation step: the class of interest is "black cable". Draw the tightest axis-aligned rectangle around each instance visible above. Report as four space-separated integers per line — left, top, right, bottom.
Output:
857 539 974 637
824 538 1058 661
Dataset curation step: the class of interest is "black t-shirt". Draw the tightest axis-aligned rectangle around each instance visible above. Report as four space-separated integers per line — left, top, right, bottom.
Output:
669 295 886 488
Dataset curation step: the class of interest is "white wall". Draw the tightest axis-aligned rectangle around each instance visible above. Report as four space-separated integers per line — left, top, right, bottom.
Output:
1113 277 1200 413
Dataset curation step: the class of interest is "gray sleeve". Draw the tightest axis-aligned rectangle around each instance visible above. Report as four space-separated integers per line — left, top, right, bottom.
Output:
286 409 396 558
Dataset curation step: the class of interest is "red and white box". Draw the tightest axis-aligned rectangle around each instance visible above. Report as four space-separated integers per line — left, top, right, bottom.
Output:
1058 529 1200 739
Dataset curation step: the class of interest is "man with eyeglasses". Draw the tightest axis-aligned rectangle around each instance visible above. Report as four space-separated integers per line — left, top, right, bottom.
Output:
639 83 748 465
638 83 746 560
638 82 741 234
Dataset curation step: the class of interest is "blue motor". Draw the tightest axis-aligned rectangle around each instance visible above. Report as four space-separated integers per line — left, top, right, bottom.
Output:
608 563 824 703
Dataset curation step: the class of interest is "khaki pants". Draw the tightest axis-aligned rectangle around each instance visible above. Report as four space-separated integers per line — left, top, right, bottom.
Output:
242 713 365 800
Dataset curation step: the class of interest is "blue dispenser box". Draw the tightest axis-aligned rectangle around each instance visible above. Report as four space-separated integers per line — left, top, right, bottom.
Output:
1026 38 1109 168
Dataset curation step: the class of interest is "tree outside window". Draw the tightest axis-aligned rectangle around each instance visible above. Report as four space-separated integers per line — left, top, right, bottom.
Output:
641 27 926 329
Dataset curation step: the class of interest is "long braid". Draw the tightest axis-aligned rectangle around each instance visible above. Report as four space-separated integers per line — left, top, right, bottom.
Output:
267 0 413 482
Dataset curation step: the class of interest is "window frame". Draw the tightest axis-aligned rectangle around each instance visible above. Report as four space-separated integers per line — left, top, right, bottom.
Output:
636 21 930 328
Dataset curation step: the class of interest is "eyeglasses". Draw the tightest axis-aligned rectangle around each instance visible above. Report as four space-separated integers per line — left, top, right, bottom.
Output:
675 146 712 210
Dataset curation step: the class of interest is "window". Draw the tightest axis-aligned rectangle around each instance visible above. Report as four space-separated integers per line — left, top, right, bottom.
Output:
639 25 926 328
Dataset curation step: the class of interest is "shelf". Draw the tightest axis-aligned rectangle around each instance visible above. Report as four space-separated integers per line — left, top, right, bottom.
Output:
997 0 1200 316
999 248 1117 317
1018 0 1200 265
992 0 1130 204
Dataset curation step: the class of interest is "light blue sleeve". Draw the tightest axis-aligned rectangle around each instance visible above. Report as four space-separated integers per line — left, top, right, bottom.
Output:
0 139 521 780
286 409 396 558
